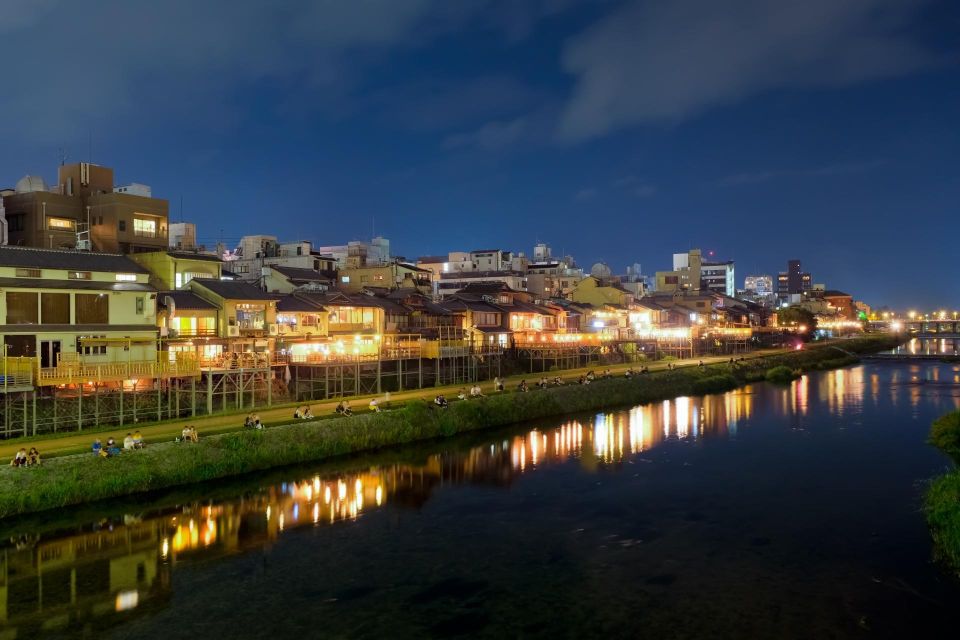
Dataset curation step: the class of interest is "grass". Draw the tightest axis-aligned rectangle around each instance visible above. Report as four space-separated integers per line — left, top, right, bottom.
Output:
765 365 800 385
926 409 960 575
0 334 901 519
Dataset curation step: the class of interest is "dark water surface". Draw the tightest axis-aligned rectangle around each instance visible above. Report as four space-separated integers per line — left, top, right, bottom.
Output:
3 362 960 638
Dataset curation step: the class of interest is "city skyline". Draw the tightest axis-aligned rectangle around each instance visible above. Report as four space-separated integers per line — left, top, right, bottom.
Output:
2 0 957 308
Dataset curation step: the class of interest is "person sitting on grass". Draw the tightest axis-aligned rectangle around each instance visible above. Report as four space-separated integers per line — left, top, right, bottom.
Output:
554 376 563 386
10 448 27 467
538 377 548 389
698 360 704 367
92 438 103 456
244 413 254 428
434 395 449 409
603 369 612 379
124 433 135 451
27 447 41 466
369 398 381 413
107 439 121 456
517 380 529 393
133 431 145 449
641 366 649 374
494 377 504 392
303 406 314 419
294 406 304 419
457 388 467 401
181 426 192 442
624 368 633 378
470 384 484 398
189 426 200 442
336 401 353 416
586 370 596 382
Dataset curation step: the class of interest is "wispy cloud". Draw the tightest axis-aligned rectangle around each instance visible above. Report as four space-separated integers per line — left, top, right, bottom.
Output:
716 159 886 186
442 117 528 151
558 0 939 141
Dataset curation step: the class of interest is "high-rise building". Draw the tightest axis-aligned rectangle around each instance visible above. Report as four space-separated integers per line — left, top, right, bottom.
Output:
656 248 735 296
744 275 773 297
777 259 812 300
701 259 735 297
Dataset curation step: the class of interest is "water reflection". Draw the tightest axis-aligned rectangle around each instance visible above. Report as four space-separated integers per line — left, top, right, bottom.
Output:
893 337 960 356
2 364 959 635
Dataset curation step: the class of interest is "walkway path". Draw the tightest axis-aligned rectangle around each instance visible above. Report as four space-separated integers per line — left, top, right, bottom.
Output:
0 349 788 461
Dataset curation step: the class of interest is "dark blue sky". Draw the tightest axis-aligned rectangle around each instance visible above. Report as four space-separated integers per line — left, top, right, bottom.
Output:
2 0 957 308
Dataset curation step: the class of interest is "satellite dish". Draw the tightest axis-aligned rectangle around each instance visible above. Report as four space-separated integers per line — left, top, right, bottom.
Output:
590 262 611 279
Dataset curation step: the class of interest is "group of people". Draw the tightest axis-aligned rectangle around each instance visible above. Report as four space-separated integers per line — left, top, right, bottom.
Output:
179 426 200 442
293 405 314 419
10 447 41 467
244 414 264 430
92 437 122 457
335 401 353 416
124 432 146 450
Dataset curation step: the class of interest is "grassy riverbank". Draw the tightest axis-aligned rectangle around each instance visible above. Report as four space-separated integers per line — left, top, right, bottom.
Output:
926 411 960 574
0 335 899 519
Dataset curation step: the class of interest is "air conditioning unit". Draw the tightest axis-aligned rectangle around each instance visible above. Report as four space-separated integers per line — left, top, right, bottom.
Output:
227 326 240 337
268 323 278 336
159 326 169 337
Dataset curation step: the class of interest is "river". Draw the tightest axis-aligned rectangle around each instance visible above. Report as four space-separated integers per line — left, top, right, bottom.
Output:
1 362 959 638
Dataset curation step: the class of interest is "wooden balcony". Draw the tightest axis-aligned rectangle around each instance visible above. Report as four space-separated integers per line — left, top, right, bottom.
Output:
37 355 200 386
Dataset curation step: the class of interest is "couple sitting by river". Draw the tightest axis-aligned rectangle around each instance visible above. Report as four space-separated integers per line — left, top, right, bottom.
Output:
10 447 41 467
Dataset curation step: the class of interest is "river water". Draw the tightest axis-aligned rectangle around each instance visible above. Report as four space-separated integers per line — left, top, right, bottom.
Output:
2 362 959 638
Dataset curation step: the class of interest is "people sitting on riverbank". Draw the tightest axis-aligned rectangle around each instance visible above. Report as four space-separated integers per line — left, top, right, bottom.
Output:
190 426 200 442
624 368 633 378
303 406 313 419
434 395 449 409
244 413 254 428
470 384 484 398
494 376 504 392
294 406 304 419
369 398 381 413
27 447 41 466
92 438 103 456
335 401 353 416
537 377 549 389
641 366 649 374
586 371 596 382
123 433 135 451
517 380 529 392
554 376 564 386
698 360 704 367
457 388 467 401
106 438 121 456
181 426 191 441
602 369 612 379
133 431 145 449
577 375 586 385
10 448 27 467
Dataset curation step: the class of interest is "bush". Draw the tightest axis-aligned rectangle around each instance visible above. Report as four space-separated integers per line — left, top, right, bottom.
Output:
765 365 799 385
931 411 960 466
925 471 960 575
692 374 739 395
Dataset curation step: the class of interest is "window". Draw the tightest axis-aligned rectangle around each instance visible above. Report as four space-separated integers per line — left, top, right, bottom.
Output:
118 220 126 232
5 291 39 324
8 214 25 232
360 275 369 283
134 218 157 237
135 297 145 315
47 217 76 231
77 335 107 356
341 276 350 284
41 293 70 324
68 271 92 280
15 268 41 278
116 273 137 282
75 293 109 324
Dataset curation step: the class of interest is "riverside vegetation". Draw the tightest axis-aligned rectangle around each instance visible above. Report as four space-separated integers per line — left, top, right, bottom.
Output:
926 410 960 575
0 335 899 519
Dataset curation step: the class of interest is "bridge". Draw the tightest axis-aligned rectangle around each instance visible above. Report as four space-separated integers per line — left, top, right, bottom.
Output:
902 320 960 338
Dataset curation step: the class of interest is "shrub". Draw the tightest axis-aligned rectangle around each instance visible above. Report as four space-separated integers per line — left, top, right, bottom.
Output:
765 365 799 385
930 411 960 466
692 374 739 396
925 471 960 575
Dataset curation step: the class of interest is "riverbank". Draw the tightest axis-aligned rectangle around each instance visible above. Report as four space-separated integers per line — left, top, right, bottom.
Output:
0 335 899 519
926 410 960 575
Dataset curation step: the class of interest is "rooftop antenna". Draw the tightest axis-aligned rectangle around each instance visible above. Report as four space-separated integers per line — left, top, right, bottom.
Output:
58 148 67 166
88 129 93 164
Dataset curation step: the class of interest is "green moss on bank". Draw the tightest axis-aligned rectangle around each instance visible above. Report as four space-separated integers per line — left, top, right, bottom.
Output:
0 335 899 519
926 409 960 575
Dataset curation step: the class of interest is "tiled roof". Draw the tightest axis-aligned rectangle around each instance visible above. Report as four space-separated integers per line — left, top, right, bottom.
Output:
0 246 149 273
271 265 331 283
277 295 324 312
158 291 217 310
190 279 275 301
166 251 223 263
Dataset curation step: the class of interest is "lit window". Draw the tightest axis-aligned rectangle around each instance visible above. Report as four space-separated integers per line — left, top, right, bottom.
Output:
115 273 137 282
47 217 76 231
68 271 92 280
134 218 157 237
341 276 350 283
15 268 41 278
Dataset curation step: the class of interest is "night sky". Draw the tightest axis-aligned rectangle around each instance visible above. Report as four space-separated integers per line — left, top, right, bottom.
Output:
1 0 957 308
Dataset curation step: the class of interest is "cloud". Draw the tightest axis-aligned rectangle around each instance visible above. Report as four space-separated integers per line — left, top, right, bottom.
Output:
716 159 886 186
442 117 528 150
558 0 939 141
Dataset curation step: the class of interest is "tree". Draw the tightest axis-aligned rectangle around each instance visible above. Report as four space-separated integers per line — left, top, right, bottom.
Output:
777 307 817 340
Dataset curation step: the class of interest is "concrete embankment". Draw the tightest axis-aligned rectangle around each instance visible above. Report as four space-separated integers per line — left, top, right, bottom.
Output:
0 335 899 519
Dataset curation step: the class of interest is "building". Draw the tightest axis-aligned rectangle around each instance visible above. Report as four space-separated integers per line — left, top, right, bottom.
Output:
777 259 812 301
338 260 433 294
2 162 169 253
129 250 223 290
700 260 735 296
655 249 703 293
314 236 390 269
437 270 527 295
262 265 331 294
744 275 773 297
225 236 337 285
169 222 197 250
0 246 160 372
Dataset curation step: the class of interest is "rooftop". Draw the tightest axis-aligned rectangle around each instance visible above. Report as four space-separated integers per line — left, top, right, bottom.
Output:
0 246 149 273
189 278 275 301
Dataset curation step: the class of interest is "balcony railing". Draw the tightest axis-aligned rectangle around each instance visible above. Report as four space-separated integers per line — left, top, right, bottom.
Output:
328 322 376 333
1 357 36 391
37 355 200 386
